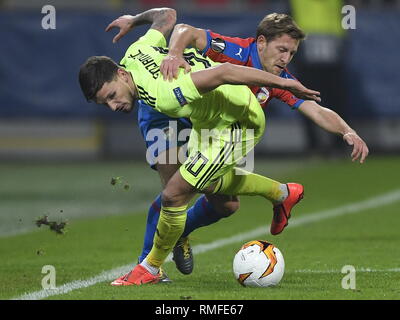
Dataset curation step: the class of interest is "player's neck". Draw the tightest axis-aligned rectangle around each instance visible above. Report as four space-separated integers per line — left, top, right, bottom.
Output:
127 71 138 100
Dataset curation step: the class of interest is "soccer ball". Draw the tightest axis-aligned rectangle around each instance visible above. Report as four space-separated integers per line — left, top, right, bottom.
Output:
232 240 285 287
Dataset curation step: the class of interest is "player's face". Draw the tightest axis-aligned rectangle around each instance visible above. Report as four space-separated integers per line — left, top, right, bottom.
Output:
257 34 299 75
95 69 135 113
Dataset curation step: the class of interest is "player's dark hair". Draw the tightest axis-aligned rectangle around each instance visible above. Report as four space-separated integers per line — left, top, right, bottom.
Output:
79 56 119 102
256 13 305 42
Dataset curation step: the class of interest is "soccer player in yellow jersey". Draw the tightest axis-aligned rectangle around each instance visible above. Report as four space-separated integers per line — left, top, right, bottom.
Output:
99 9 369 284
79 24 322 285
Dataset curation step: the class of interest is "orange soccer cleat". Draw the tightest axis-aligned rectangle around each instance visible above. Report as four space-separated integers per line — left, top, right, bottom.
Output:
270 183 304 235
111 264 160 286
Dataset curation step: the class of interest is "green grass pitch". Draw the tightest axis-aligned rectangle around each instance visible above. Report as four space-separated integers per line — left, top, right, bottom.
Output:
1 155 400 300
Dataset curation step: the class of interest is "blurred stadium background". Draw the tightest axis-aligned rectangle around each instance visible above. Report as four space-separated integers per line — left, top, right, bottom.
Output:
1 0 400 237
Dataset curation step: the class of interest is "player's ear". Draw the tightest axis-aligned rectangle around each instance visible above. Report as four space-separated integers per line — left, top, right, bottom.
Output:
256 35 267 52
117 68 129 82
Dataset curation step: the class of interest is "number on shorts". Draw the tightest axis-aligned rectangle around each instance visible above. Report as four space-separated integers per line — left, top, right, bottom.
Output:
186 152 209 177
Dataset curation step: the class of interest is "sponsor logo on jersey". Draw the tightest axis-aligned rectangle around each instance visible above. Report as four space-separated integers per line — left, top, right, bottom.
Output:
210 38 226 53
256 87 270 104
235 48 243 59
173 87 188 106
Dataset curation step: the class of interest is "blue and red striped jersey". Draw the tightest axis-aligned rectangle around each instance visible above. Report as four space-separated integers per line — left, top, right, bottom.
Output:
201 30 304 109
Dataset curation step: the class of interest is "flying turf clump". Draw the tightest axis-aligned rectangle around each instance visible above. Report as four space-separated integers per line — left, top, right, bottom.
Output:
110 176 131 191
35 215 68 235
110 177 121 186
35 215 50 227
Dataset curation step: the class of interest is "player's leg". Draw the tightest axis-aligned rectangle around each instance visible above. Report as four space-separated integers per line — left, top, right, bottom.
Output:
148 128 245 277
135 101 189 267
138 169 197 281
188 110 303 236
181 194 239 238
201 99 304 235
119 129 250 285
211 167 304 235
173 193 240 274
200 114 303 235
142 173 241 279
137 111 241 275
141 155 241 275
113 159 182 285
137 160 180 265
212 167 288 203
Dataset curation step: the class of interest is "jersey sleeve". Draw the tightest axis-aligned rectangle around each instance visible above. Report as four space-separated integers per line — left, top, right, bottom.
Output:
271 87 304 109
273 69 305 109
155 71 203 116
133 28 167 47
201 30 254 65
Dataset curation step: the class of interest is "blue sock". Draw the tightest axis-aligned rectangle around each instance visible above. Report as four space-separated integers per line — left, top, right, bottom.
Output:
138 193 162 263
181 195 225 237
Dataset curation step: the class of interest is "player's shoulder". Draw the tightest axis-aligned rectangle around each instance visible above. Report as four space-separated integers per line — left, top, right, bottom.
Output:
203 29 256 64
137 28 167 46
120 29 166 68
207 30 255 48
124 29 166 54
206 30 255 54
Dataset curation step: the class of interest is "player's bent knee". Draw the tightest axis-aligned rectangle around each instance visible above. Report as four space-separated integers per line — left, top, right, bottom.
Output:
206 195 240 217
161 189 179 207
217 201 240 217
161 174 196 208
156 163 181 188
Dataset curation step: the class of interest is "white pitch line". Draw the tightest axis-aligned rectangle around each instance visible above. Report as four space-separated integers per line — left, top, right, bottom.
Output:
13 188 400 300
293 268 400 274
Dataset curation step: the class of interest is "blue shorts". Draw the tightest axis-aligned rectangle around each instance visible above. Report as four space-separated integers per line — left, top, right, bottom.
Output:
138 100 192 170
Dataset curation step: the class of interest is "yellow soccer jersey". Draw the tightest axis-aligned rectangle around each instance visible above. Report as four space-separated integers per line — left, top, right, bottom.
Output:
119 29 260 131
119 28 214 119
120 29 266 190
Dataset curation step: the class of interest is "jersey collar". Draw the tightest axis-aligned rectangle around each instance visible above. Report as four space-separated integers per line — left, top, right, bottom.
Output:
250 42 263 70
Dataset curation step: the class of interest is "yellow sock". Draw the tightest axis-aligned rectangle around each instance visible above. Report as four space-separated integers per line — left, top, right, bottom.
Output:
146 205 187 268
214 167 286 202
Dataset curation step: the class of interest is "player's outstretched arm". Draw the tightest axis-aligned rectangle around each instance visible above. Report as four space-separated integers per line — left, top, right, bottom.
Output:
105 7 177 43
161 24 207 80
298 100 369 163
191 63 321 102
